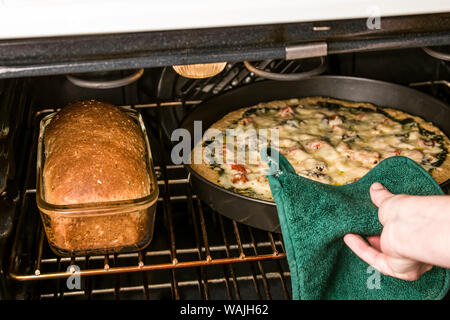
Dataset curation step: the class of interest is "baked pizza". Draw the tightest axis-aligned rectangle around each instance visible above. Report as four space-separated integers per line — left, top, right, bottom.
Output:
191 97 450 201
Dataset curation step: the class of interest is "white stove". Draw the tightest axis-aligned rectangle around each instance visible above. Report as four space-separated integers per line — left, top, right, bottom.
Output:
0 0 449 39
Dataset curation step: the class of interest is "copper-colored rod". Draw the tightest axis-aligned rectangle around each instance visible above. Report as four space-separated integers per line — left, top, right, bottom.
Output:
243 229 263 300
154 165 185 170
185 186 207 299
196 198 212 263
113 253 120 300
277 233 286 254
58 258 66 300
275 259 290 300
218 214 241 300
133 100 202 109
156 114 180 300
137 251 145 269
232 221 245 260
8 124 39 280
271 232 291 299
138 250 150 300
157 179 189 185
37 240 281 264
233 222 262 299
220 264 233 300
247 256 263 300
267 232 290 299
54 256 61 299
104 255 110 271
11 253 286 281
267 232 279 256
248 227 271 300
195 199 212 299
157 195 197 202
141 271 150 300
33 227 45 276
34 109 57 117
84 255 92 300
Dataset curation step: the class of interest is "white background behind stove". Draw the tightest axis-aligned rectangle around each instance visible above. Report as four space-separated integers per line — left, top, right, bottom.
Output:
0 0 449 40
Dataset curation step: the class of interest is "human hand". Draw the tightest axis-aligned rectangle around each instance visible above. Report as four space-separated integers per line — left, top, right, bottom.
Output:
344 182 434 281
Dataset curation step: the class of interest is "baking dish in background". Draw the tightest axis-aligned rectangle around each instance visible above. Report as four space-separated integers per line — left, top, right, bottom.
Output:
36 107 159 257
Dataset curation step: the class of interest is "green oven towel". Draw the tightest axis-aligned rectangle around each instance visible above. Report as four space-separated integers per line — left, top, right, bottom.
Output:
261 148 450 300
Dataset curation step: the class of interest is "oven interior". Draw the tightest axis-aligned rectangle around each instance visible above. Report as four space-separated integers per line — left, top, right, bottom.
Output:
0 47 449 300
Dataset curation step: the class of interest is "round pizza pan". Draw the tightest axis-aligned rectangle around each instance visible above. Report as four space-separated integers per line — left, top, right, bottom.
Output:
179 76 450 233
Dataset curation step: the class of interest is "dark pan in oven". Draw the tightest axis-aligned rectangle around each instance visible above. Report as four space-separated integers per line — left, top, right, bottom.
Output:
180 76 450 233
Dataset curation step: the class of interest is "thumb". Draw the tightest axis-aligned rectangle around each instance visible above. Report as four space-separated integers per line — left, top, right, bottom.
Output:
370 182 395 208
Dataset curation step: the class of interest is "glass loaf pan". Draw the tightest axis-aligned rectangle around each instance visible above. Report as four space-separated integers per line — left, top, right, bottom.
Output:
36 107 159 257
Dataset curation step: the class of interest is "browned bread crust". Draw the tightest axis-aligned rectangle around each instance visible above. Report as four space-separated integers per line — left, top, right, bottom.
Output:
43 100 151 205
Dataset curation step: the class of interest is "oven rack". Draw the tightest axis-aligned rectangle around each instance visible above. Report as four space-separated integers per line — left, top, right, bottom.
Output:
7 106 291 300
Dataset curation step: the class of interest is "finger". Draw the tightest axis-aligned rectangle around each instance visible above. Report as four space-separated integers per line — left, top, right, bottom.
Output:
386 256 433 281
370 183 396 226
343 234 396 277
344 234 433 281
370 183 395 208
366 235 381 251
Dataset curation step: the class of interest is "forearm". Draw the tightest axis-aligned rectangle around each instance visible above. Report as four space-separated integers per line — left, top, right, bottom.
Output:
388 195 450 268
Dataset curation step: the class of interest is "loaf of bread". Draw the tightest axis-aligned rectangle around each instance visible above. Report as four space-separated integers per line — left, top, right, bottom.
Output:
41 100 154 254
44 100 151 204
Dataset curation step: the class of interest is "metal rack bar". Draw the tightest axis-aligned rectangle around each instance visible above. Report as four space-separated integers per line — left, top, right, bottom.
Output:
231 221 245 260
156 121 180 300
222 64 254 88
12 253 287 281
187 75 217 100
197 199 212 263
218 214 241 300
185 184 207 299
138 250 150 300
33 228 45 276
84 256 92 300
39 271 291 299
247 257 263 299
248 227 271 300
113 254 121 300
104 255 110 271
195 63 246 99
57 258 65 300
196 199 212 299
267 232 290 299
37 239 283 264
54 257 62 299
232 222 263 299
220 263 233 300
275 259 291 300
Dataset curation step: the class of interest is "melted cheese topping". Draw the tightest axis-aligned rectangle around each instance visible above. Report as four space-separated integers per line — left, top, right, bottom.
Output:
200 98 448 201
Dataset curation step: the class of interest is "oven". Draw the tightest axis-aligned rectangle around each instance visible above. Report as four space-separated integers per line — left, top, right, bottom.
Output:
0 2 449 301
